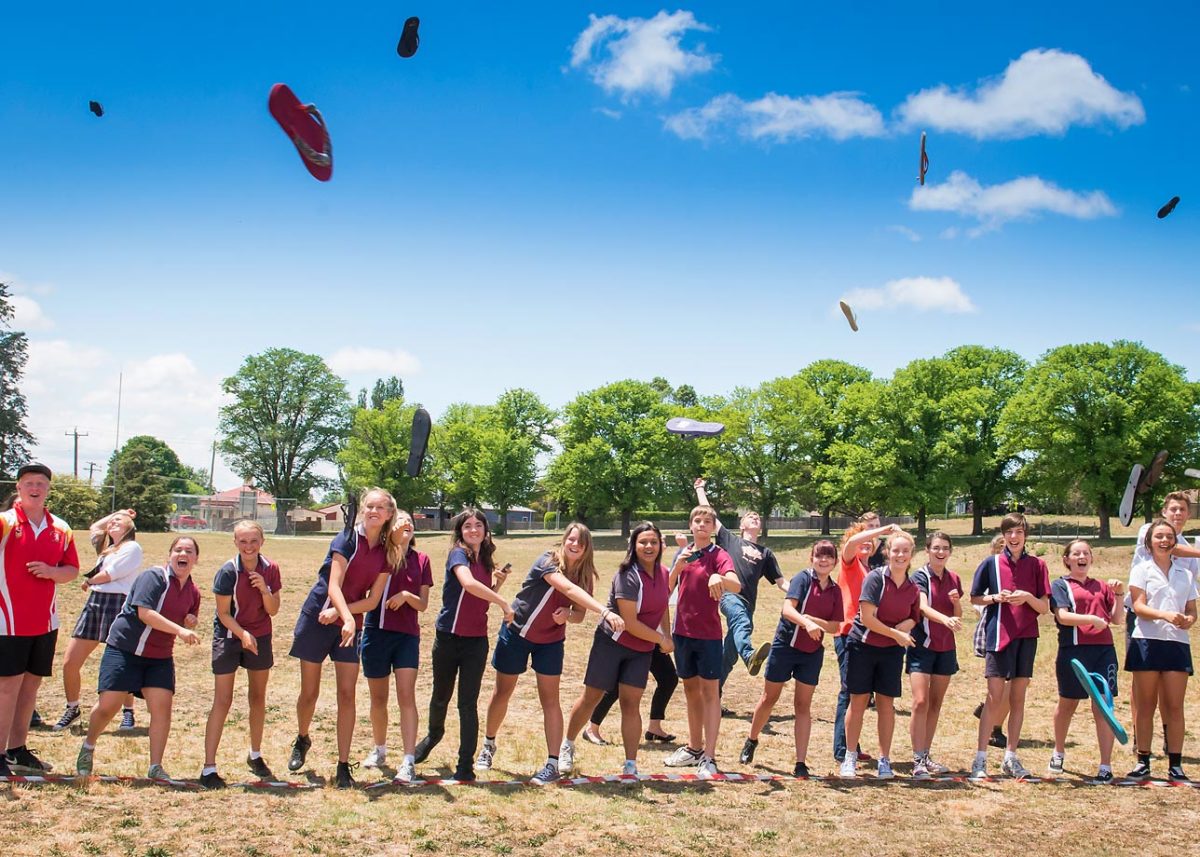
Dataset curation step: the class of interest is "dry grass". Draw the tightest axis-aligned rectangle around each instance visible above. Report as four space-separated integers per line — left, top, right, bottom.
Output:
4 524 1200 857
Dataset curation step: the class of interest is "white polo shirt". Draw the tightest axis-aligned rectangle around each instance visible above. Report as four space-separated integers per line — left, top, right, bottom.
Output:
1129 557 1199 644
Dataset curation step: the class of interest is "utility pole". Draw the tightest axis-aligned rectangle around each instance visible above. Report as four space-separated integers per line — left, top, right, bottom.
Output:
208 440 217 494
85 461 98 485
64 427 89 477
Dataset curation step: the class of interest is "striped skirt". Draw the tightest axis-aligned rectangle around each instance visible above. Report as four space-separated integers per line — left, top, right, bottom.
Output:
72 590 127 641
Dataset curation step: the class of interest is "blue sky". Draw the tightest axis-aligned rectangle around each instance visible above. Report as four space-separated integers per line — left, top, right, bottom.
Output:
2 2 1197 491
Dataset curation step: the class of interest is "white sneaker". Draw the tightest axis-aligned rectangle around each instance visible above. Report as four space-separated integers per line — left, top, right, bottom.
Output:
362 747 386 768
969 756 989 781
393 759 415 784
1002 755 1031 780
475 740 496 771
663 746 704 767
923 754 949 775
559 740 575 773
529 761 559 786
876 757 894 779
911 759 930 780
696 757 718 780
839 751 858 778
621 760 638 777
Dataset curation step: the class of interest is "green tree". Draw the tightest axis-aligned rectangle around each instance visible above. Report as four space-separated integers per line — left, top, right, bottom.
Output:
797 360 874 533
106 436 206 495
101 446 172 531
218 349 352 533
998 341 1200 539
48 475 101 529
0 283 34 480
432 403 491 515
339 397 438 514
549 380 675 536
476 390 554 533
356 376 405 410
703 376 824 536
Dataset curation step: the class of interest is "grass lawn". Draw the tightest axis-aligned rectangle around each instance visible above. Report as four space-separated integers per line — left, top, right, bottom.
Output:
4 523 1199 856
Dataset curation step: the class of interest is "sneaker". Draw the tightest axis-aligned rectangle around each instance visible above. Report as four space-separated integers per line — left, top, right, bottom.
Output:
857 750 874 763
394 759 415 784
30 709 43 729
335 761 356 789
1093 768 1114 784
0 757 10 777
839 751 857 778
413 735 438 765
1001 755 1031 780
451 765 476 782
559 740 575 774
475 739 496 771
529 762 560 786
923 755 949 775
1168 765 1190 782
793 762 810 778
52 704 81 732
663 746 704 767
988 728 1007 749
147 764 171 781
246 755 273 781
746 641 771 677
720 706 736 718
119 708 136 731
621 760 638 777
876 757 894 780
287 734 311 772
1126 761 1152 780
199 771 226 789
739 738 758 765
76 743 94 776
911 759 930 780
968 756 988 781
5 745 52 774
362 747 386 768
973 701 984 719
696 756 719 780
1048 753 1064 775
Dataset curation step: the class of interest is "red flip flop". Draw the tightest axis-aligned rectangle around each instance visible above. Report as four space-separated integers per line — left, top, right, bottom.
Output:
268 83 333 182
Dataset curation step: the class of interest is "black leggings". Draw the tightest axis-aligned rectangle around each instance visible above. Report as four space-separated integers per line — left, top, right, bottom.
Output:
426 631 488 769
591 645 678 726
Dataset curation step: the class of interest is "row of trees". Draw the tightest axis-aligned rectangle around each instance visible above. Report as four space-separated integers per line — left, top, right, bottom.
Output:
210 342 1200 538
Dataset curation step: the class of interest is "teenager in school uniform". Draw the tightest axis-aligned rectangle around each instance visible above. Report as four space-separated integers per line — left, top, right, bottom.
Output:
287 488 395 788
1048 538 1123 782
200 520 282 787
360 511 432 783
412 509 514 782
907 531 963 779
75 536 201 779
740 540 843 778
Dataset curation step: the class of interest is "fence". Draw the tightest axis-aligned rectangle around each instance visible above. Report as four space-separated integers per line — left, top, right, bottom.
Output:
169 492 302 536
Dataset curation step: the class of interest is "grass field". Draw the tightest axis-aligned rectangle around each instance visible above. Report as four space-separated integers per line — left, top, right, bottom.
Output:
4 519 1200 857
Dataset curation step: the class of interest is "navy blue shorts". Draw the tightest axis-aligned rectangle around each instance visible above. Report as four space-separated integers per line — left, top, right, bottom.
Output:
360 628 420 678
1125 638 1193 674
491 622 564 676
583 630 652 691
288 611 362 665
1057 644 1118 699
984 636 1037 680
763 642 824 686
845 640 904 697
673 634 722 681
0 630 57 678
98 644 175 696
212 633 274 674
906 645 959 676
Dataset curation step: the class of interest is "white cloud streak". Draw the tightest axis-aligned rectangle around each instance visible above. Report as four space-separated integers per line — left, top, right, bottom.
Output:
841 276 976 315
326 347 421 380
910 170 1117 232
665 91 885 142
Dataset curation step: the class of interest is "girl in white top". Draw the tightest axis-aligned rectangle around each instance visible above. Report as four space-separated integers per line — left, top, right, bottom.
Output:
53 510 143 732
1125 518 1198 781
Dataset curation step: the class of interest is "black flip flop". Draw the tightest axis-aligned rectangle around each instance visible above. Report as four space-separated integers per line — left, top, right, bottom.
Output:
644 731 676 743
89 100 104 117
1137 449 1169 495
406 407 431 477
1158 196 1180 219
397 16 420 58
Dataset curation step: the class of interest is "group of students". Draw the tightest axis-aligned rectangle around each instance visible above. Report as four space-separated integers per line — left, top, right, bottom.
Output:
1 461 1197 787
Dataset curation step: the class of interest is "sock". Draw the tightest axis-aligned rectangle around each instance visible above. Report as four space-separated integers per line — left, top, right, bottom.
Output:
403 754 414 765
1169 752 1182 767
83 742 94 750
375 744 386 754
913 753 923 763
1138 752 1151 766
974 750 987 765
66 700 79 709
1098 765 1112 774
202 765 217 776
484 737 496 746
248 750 262 760
123 706 133 713
563 739 574 749
1003 749 1017 762
547 756 559 770
625 759 636 767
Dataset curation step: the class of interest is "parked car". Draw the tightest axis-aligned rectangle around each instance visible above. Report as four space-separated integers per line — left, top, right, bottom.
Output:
170 514 208 529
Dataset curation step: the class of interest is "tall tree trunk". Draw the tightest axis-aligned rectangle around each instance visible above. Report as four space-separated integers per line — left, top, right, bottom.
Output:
621 508 632 538
917 504 927 543
759 499 772 539
821 506 831 536
1097 498 1111 540
971 493 984 536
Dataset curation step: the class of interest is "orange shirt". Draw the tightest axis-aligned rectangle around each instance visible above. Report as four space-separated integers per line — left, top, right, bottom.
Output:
835 555 866 637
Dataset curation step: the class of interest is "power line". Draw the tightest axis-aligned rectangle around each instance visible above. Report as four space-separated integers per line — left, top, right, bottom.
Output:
64 428 89 478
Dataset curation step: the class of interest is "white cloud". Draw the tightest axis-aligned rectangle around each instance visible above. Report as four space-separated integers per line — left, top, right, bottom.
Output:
897 48 1144 139
569 10 716 100
594 106 623 120
887 225 922 242
910 170 1117 232
665 91 885 142
326 347 421 380
8 294 54 331
841 276 976 315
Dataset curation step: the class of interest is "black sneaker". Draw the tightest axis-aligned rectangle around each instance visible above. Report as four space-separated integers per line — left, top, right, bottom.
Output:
793 762 810 778
199 771 226 789
988 728 1007 749
739 738 758 765
973 701 984 719
452 765 476 783
1126 761 1152 780
30 709 43 729
335 761 356 789
0 756 11 777
413 734 438 765
246 755 273 781
288 735 311 772
1168 766 1190 782
52 704 81 732
720 706 736 719
1093 768 1114 784
5 745 52 774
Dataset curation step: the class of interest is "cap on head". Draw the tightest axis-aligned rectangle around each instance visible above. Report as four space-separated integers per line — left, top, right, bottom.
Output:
16 462 52 480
